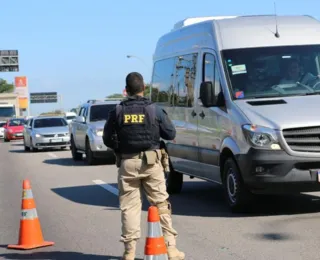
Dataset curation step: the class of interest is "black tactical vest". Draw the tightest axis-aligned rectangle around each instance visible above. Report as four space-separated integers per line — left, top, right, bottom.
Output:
115 97 160 154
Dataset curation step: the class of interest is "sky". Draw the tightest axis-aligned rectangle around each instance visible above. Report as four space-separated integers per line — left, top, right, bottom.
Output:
1 0 319 115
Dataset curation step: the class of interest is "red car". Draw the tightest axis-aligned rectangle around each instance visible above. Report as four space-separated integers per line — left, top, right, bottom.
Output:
4 118 26 142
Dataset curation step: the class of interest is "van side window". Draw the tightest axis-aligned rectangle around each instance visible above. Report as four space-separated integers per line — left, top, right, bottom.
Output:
174 53 198 107
151 57 176 106
203 53 215 82
203 53 221 96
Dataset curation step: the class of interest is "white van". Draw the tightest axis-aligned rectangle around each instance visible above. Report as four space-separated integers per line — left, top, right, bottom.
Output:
151 15 320 212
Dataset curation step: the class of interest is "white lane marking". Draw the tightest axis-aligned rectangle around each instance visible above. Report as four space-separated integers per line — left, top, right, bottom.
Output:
93 179 119 196
47 152 58 158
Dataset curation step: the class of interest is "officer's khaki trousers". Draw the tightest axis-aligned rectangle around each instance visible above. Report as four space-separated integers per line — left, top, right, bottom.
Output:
117 157 178 246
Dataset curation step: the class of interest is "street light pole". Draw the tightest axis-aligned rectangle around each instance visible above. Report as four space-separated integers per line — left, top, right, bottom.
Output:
126 55 149 69
126 54 161 82
126 54 155 99
58 94 63 113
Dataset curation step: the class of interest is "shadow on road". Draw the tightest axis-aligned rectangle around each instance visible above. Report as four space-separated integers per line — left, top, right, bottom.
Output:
0 250 142 260
251 232 294 241
43 157 116 166
248 212 320 241
43 158 90 167
9 148 68 154
8 150 27 154
51 180 320 218
10 143 24 146
52 183 119 208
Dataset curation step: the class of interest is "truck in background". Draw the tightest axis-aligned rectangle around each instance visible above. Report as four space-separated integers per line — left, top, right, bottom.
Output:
0 93 22 121
0 103 16 121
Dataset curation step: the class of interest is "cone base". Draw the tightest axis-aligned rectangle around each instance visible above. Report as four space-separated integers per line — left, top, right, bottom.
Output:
7 241 54 250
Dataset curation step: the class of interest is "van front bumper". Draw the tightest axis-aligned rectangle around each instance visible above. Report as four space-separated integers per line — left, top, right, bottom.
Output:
237 148 320 193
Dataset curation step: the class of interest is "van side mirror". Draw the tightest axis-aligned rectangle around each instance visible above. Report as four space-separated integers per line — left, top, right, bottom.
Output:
76 116 85 123
199 81 216 107
199 81 225 108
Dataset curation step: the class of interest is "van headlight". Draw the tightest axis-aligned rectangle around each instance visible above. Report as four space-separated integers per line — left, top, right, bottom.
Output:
242 125 282 150
35 133 41 138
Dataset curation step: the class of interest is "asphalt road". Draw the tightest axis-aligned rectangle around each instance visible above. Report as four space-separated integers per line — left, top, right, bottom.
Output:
1 141 320 259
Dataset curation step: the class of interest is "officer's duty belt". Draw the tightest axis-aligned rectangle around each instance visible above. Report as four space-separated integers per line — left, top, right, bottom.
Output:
120 150 161 160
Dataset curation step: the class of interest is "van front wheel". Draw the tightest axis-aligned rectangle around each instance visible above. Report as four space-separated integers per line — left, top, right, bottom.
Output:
223 158 252 213
166 160 183 194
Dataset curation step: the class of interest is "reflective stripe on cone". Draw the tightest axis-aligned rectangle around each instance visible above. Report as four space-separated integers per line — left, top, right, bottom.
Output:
144 206 168 260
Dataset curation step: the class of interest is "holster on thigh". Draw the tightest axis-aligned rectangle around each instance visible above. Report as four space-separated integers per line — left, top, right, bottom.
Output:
155 200 172 215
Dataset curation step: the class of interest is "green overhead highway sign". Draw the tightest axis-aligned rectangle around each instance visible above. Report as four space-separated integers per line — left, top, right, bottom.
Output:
30 92 58 104
0 50 19 72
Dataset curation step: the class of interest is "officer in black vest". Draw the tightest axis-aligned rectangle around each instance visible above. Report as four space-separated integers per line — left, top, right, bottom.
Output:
103 72 185 260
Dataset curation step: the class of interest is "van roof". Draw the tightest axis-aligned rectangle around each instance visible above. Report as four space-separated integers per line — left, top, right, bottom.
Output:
172 16 238 30
154 15 320 59
81 100 121 108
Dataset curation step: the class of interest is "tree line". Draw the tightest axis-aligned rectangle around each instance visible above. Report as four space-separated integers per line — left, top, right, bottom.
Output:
0 78 14 93
0 79 171 115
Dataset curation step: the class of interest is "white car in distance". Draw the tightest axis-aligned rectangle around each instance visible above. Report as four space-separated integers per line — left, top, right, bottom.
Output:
0 121 6 139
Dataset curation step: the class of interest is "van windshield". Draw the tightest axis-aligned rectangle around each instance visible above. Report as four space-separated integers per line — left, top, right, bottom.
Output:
222 45 320 100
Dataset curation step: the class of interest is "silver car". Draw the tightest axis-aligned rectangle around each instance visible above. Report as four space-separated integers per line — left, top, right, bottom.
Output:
69 100 119 165
23 116 71 152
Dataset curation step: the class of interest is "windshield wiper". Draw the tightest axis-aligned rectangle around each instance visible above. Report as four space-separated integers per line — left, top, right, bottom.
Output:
249 92 320 99
303 92 320 96
250 94 282 99
91 118 106 122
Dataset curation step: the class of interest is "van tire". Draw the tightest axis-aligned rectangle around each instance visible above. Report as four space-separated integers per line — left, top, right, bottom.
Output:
222 158 252 213
166 160 183 194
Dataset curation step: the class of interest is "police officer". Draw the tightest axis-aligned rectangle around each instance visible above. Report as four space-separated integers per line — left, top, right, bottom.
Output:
103 72 185 260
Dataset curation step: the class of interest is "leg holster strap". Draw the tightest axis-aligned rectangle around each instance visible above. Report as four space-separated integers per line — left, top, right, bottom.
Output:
156 200 172 215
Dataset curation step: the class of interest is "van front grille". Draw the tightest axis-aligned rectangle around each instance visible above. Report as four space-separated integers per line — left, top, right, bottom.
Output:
283 126 320 153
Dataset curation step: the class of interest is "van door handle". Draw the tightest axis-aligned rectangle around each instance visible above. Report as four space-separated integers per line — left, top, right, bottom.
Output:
191 110 197 117
199 111 205 119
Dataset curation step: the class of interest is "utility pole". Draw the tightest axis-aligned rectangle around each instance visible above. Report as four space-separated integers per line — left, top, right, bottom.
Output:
59 95 63 112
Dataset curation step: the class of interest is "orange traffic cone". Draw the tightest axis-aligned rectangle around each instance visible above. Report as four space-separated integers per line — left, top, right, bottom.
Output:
8 179 54 250
144 206 168 260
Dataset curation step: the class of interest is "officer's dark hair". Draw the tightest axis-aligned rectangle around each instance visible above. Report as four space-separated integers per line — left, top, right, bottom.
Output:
125 72 144 96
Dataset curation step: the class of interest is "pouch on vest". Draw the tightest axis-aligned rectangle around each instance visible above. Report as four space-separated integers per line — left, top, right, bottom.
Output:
144 151 157 165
